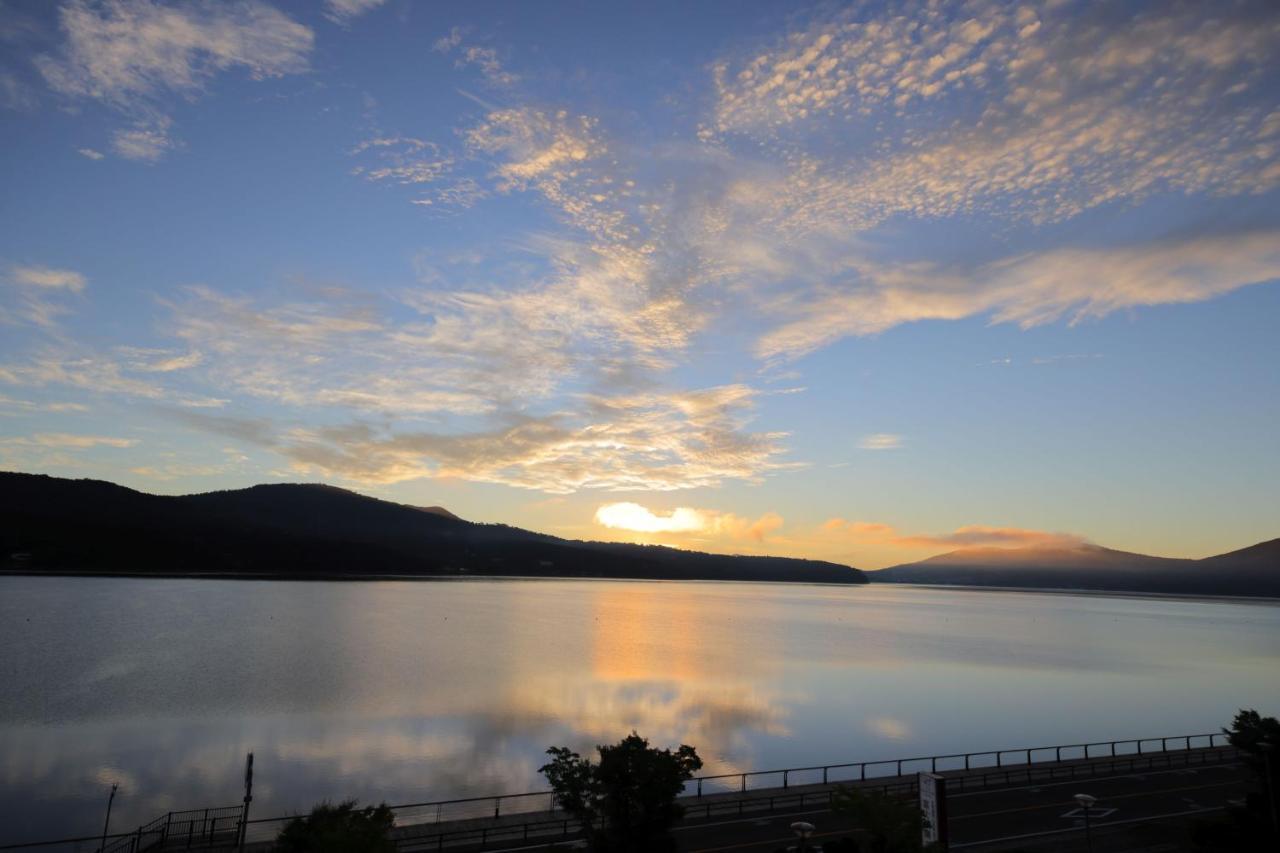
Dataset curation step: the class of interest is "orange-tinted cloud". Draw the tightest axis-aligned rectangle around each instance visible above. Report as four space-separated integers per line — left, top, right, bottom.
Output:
823 519 1085 551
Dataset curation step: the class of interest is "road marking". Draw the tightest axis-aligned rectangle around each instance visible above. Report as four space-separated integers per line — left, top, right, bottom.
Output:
950 779 1245 821
949 806 1227 849
948 761 1241 798
687 828 849 853
1061 807 1117 819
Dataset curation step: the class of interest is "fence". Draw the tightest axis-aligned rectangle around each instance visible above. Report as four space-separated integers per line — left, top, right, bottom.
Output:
237 731 1229 842
385 738 1241 852
0 731 1234 850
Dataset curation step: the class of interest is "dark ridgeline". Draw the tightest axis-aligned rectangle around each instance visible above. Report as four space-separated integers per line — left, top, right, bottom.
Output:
868 539 1280 597
0 472 866 584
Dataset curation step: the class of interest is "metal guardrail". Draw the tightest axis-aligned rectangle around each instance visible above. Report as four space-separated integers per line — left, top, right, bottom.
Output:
391 744 1242 852
0 731 1232 850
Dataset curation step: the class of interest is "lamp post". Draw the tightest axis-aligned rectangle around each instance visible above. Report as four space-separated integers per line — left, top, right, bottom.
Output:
1073 793 1097 853
1260 741 1278 841
790 820 815 853
98 783 118 853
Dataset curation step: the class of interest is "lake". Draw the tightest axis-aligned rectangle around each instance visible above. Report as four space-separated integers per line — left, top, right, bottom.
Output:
1 576 1277 844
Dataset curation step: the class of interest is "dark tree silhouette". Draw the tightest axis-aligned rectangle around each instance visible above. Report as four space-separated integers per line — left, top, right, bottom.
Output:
275 800 395 853
540 732 702 852
1190 709 1280 851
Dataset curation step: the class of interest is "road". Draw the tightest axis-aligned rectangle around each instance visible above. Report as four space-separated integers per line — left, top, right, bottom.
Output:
457 754 1250 853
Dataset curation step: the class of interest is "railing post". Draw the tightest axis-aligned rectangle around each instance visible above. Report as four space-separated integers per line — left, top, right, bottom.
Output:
783 770 789 789
931 758 936 772
996 751 1002 768
494 797 500 819
1083 744 1089 759
860 763 865 781
697 778 703 798
1110 741 1116 757
1137 740 1143 755
163 813 171 845
964 754 970 770
1026 749 1031 765
741 773 746 793
1056 746 1061 761
1162 737 1167 752
823 767 828 784
897 760 902 776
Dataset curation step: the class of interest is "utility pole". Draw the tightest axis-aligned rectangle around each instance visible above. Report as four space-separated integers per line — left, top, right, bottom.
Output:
98 783 118 853
238 752 253 853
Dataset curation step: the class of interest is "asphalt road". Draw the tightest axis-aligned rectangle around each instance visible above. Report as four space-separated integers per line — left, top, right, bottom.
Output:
473 756 1250 853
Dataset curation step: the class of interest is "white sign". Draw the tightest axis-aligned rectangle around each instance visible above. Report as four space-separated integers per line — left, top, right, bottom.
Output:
919 772 939 845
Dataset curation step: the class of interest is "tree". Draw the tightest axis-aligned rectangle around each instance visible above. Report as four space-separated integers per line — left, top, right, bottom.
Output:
275 800 396 853
1190 709 1279 851
830 785 927 853
540 732 703 852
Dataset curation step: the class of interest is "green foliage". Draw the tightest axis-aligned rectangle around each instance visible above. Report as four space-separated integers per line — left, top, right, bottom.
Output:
830 786 926 853
275 799 396 853
540 732 703 852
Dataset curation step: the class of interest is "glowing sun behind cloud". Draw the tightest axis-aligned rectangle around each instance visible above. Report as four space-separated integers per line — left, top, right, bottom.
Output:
594 502 706 534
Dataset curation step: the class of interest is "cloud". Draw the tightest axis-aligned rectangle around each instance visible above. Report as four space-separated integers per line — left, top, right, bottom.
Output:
858 433 902 451
2 265 87 328
757 229 1280 361
595 501 785 544
8 265 86 292
170 383 791 492
822 519 1086 551
116 347 202 372
111 120 171 161
0 353 164 398
35 0 312 160
350 136 455 185
433 28 519 87
2 432 137 449
595 502 706 534
36 0 313 106
708 1 1280 225
77 147 105 160
324 0 385 24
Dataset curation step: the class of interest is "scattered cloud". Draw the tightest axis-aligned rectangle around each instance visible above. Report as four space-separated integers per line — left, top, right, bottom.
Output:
8 265 86 292
2 432 137 449
756 229 1280 362
77 147 105 160
324 0 386 25
36 0 313 160
433 28 519 87
116 347 202 373
37 0 314 106
2 265 87 328
858 433 902 451
111 120 172 161
170 383 791 492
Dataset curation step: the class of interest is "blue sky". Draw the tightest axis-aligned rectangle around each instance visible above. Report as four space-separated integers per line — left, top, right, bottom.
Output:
1 0 1278 568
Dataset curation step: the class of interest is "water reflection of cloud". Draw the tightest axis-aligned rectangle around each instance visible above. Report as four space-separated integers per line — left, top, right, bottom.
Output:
865 716 911 742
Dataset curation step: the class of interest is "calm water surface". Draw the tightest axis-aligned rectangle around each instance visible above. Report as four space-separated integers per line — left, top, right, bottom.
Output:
1 576 1278 842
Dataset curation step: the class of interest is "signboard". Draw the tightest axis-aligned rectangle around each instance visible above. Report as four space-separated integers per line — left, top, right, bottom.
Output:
918 772 949 849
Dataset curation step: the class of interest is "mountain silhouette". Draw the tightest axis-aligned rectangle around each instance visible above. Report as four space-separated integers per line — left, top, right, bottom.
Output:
869 539 1280 597
0 472 865 585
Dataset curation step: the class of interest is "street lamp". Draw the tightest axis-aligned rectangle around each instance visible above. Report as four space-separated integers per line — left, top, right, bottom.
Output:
1073 793 1097 853
1260 741 1278 840
790 820 815 853
97 783 118 853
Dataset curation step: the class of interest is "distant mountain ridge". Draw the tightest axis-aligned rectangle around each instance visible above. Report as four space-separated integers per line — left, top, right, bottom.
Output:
0 472 865 585
868 539 1280 597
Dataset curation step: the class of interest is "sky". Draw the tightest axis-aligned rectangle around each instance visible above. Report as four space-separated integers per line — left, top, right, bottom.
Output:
1 0 1278 570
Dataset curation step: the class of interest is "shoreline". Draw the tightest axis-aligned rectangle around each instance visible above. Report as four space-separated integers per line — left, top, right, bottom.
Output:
2 568 1276 602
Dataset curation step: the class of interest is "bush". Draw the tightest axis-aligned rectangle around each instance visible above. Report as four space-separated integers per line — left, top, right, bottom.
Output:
275 800 395 853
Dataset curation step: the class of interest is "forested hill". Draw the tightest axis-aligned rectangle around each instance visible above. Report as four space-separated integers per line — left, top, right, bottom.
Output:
0 472 866 585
